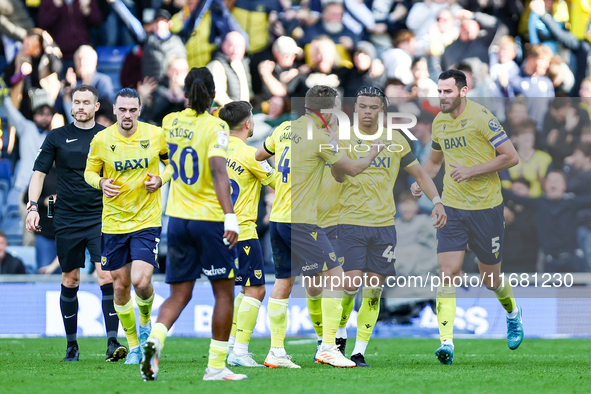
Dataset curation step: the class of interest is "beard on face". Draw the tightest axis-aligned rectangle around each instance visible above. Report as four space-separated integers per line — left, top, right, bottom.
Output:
73 111 94 123
440 95 462 114
120 119 134 130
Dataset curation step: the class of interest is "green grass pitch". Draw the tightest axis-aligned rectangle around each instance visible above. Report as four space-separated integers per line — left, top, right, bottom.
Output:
0 338 589 394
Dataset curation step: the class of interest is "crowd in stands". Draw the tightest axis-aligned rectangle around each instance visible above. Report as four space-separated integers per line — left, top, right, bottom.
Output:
1 0 591 276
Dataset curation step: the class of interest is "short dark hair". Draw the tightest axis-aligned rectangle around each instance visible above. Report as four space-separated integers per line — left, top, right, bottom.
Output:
305 85 338 112
96 98 116 124
515 119 538 135
392 29 414 47
576 142 591 158
115 88 141 106
398 190 416 203
218 101 253 130
185 67 216 114
71 84 99 103
0 229 5 240
438 69 467 90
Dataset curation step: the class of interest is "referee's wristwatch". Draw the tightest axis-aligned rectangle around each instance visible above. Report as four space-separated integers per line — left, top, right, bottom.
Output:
26 201 39 211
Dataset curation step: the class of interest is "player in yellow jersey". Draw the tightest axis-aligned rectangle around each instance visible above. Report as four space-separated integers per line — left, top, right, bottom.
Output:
140 68 246 382
332 87 446 367
255 85 382 369
218 101 279 367
411 70 523 365
85 88 174 365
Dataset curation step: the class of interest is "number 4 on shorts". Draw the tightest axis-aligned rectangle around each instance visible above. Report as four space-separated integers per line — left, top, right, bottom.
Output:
382 245 396 262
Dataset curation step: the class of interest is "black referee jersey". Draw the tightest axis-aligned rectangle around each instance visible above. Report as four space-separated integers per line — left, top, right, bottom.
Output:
33 122 105 231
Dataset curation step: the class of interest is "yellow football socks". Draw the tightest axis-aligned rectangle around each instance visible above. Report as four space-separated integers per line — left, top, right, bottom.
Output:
230 292 245 340
339 289 359 328
268 298 289 349
235 296 261 353
356 287 383 343
208 339 228 370
136 292 154 326
495 276 517 313
306 289 323 339
150 322 168 349
321 290 343 346
436 284 456 342
114 299 139 348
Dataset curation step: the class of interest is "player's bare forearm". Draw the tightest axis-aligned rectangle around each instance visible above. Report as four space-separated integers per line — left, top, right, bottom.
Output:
407 163 440 201
423 149 444 178
255 144 273 161
210 156 234 214
28 171 46 203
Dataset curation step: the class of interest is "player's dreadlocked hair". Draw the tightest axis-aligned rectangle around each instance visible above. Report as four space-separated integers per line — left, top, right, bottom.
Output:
355 86 389 109
184 67 216 114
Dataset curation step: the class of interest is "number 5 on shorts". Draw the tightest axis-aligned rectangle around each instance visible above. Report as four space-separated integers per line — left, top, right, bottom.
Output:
491 236 500 253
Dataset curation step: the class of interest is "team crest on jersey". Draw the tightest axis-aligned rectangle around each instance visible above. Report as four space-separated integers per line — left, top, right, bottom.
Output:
329 252 336 261
461 119 467 128
101 256 107 266
140 140 150 150
310 232 318 241
254 270 262 279
110 145 116 152
488 118 502 133
243 246 251 256
172 118 178 126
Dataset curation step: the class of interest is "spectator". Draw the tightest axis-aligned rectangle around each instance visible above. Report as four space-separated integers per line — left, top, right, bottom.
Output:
300 35 346 93
503 178 539 273
490 35 520 94
440 10 506 71
0 87 54 246
543 97 590 168
406 0 462 56
381 29 415 85
500 119 552 197
267 0 320 41
38 0 102 64
64 45 114 102
408 57 437 99
502 44 554 129
528 0 563 53
0 230 26 274
95 97 116 127
503 171 590 273
207 31 252 106
564 143 591 271
503 99 530 138
4 28 61 120
170 0 247 69
428 9 459 57
139 56 188 126
231 0 280 54
257 36 305 99
301 1 358 51
343 41 386 97
547 54 575 95
106 2 186 84
353 0 409 40
0 0 35 73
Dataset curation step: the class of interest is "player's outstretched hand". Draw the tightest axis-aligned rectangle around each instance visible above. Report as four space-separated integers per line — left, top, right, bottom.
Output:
410 182 423 198
144 173 163 193
449 163 473 183
431 203 447 229
25 210 41 233
100 178 121 198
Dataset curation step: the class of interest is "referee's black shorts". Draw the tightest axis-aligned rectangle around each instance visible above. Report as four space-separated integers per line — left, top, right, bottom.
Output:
55 223 101 273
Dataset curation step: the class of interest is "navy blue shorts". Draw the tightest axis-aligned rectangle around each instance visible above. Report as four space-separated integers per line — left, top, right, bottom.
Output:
337 224 397 276
270 222 340 279
235 239 265 286
437 204 505 265
101 227 161 271
166 217 237 283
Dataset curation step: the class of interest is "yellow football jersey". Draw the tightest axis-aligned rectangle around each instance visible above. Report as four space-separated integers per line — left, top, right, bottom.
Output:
317 162 342 228
338 127 418 227
163 108 230 221
432 100 509 210
227 136 278 241
85 122 172 234
264 116 343 224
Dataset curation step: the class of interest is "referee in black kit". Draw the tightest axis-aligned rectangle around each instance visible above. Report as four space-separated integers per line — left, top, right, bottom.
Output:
25 85 127 362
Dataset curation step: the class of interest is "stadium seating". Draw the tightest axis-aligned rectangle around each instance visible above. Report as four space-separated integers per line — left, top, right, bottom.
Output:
96 45 134 93
2 207 23 246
